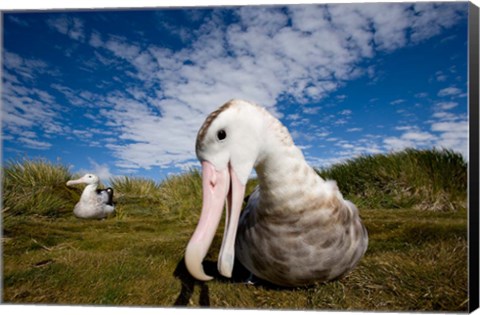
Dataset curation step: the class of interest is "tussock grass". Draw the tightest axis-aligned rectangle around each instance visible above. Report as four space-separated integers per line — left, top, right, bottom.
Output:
2 148 469 311
155 169 203 223
109 176 161 219
106 170 203 222
2 159 79 218
317 148 467 211
110 176 161 200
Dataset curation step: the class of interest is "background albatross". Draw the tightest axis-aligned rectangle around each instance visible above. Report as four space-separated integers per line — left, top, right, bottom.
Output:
66 174 115 219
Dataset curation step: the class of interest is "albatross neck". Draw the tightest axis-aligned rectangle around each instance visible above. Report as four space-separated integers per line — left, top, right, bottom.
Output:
254 115 323 216
80 183 99 201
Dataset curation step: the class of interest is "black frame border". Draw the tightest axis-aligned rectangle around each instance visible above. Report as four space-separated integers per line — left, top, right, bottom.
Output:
468 2 479 313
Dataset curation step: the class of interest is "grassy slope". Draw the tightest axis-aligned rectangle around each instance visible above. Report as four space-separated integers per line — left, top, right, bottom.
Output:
1 149 469 311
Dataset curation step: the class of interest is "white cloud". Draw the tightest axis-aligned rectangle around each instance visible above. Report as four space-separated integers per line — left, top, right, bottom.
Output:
334 118 348 125
88 158 114 182
17 137 52 150
8 15 29 27
316 131 331 138
383 137 415 151
3 51 51 80
390 99 405 105
46 15 85 41
431 121 468 133
395 125 417 131
410 2 465 43
347 128 363 132
2 53 65 141
76 158 114 184
339 109 352 115
303 106 322 115
384 113 467 159
286 113 301 121
384 130 437 152
438 86 462 97
321 137 384 167
89 31 103 47
51 84 95 108
432 111 457 120
336 142 355 149
402 131 436 141
431 121 468 158
435 71 448 82
415 92 429 98
435 101 458 110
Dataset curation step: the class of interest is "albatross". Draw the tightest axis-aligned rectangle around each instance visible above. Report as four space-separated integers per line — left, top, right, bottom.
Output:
185 99 368 287
66 174 115 219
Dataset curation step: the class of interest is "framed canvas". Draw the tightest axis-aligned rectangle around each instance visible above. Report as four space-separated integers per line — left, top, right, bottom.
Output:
1 1 479 314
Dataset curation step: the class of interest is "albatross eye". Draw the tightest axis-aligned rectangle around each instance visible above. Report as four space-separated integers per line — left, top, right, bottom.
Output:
217 129 227 141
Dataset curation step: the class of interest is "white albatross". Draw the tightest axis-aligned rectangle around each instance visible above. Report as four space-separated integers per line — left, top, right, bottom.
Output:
66 174 115 219
185 99 368 287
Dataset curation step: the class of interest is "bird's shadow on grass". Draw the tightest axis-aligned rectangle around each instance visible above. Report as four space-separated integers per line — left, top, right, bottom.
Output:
173 257 257 306
173 257 211 306
173 257 302 307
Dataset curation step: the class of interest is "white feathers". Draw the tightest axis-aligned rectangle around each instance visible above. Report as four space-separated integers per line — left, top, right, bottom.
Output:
66 173 115 219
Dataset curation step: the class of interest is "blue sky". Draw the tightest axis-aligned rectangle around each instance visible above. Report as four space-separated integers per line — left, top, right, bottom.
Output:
2 2 470 182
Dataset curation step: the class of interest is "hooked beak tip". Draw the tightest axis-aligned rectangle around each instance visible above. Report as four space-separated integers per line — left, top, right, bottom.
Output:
185 241 214 281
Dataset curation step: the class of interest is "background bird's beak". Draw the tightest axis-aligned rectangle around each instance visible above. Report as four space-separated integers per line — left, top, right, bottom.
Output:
66 178 84 186
185 160 246 281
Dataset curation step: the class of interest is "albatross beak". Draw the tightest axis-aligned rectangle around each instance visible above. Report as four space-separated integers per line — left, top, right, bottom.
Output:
66 178 84 186
185 160 246 281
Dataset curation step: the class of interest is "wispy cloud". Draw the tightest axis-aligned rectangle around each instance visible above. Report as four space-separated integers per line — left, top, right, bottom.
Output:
339 110 352 115
347 128 363 132
3 51 52 80
384 126 436 152
8 15 29 27
46 15 85 41
17 137 52 150
390 99 405 105
89 158 113 182
303 106 322 115
438 86 462 97
415 92 429 98
2 52 66 149
384 104 468 158
435 70 448 82
75 158 114 184
436 101 458 110
431 120 468 157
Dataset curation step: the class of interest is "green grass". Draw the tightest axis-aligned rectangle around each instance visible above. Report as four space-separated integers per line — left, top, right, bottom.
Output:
2 159 80 218
1 149 469 311
155 169 203 223
317 148 467 211
110 176 161 200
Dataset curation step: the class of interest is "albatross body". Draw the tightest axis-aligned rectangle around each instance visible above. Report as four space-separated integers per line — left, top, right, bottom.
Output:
185 99 368 287
66 174 115 219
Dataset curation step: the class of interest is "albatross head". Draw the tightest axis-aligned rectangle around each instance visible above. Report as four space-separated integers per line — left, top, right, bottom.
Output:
185 99 265 281
66 173 100 187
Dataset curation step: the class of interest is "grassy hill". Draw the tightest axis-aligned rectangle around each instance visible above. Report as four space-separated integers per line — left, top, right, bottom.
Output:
317 148 467 211
1 149 469 311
